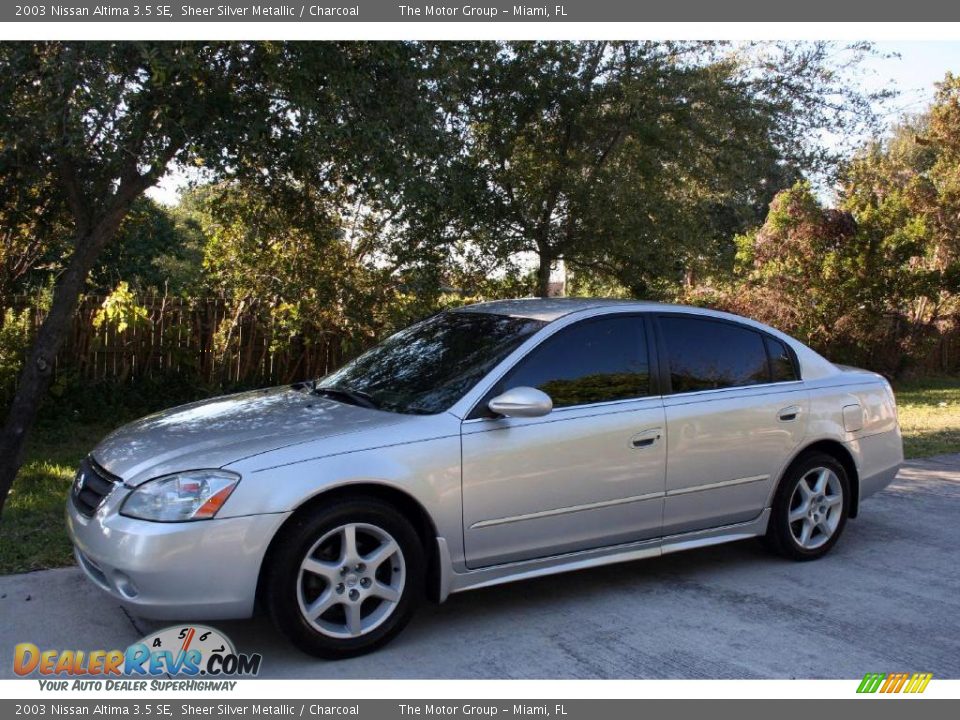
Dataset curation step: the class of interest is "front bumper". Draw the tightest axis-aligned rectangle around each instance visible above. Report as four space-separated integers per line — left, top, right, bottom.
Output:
66 485 290 620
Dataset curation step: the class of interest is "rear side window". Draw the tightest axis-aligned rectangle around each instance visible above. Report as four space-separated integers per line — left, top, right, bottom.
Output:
659 316 770 393
496 315 651 408
765 336 798 382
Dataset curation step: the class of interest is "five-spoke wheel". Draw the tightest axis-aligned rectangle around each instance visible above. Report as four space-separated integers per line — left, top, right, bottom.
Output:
766 452 850 560
788 467 844 550
265 497 424 659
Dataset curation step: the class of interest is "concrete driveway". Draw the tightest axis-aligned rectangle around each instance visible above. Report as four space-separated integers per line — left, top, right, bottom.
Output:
3 455 959 679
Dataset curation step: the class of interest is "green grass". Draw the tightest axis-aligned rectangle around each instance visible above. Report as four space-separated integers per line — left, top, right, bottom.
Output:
0 420 116 574
894 377 960 459
0 377 958 575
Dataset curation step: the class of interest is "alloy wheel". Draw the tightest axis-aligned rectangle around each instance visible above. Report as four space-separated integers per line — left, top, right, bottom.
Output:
788 467 844 550
297 522 406 639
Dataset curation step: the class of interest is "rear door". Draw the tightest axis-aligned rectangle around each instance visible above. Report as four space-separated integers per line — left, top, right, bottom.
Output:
656 314 808 535
460 314 666 568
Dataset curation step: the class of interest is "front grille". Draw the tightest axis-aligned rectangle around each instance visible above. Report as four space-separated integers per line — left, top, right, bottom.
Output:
71 457 119 517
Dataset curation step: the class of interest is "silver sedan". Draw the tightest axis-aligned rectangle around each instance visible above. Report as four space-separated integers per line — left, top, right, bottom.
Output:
67 298 903 658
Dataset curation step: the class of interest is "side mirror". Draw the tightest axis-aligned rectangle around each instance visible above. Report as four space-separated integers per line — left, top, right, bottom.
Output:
487 386 553 418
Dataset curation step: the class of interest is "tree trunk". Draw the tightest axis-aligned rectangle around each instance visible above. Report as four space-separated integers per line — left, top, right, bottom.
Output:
0 226 117 516
536 252 553 298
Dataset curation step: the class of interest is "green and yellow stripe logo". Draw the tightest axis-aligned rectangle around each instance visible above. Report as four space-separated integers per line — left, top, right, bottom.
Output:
857 672 933 694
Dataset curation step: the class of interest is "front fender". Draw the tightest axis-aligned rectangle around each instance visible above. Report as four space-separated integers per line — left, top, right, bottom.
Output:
219 434 464 563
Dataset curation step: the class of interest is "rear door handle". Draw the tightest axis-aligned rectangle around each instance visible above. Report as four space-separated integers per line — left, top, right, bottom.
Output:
630 428 662 449
778 405 801 422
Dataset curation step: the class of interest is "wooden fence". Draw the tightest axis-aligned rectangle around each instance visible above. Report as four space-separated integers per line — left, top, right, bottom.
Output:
3 293 959 401
7 294 358 391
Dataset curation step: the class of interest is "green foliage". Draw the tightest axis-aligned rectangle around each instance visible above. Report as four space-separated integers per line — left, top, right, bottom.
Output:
0 307 33 408
0 42 954 422
423 41 883 297
0 184 71 298
710 71 960 377
0 286 51 411
0 42 448 291
194 181 451 374
92 281 150 334
91 198 205 294
715 181 925 372
565 267 633 299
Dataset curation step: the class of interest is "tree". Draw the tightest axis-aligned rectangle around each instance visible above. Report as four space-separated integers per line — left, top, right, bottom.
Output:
91 198 195 293
702 75 960 377
197 181 398 377
430 41 886 297
722 182 869 361
833 74 960 372
0 166 70 302
723 115 959 376
0 41 445 515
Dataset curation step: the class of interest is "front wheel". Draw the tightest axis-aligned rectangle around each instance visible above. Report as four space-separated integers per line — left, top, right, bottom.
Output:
264 498 424 659
765 452 850 561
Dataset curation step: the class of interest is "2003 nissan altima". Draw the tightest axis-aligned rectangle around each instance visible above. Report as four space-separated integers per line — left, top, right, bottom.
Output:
67 298 903 658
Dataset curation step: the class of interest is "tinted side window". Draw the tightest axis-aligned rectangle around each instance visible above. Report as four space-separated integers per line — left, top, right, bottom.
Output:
498 316 650 408
765 336 798 382
660 316 769 393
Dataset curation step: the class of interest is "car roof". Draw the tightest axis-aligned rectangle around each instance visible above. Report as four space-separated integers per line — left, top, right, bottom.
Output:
452 297 668 322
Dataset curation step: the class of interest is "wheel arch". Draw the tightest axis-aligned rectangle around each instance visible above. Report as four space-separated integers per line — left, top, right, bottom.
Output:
779 439 861 518
255 481 441 610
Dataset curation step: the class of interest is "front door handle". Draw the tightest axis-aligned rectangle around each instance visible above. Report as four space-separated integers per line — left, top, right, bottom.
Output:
778 405 801 422
630 428 662 449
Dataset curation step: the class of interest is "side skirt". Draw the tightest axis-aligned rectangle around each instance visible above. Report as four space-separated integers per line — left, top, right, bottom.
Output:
436 509 771 603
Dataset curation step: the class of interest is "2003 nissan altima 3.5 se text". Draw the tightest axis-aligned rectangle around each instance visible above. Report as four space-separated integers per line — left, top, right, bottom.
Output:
67 298 903 658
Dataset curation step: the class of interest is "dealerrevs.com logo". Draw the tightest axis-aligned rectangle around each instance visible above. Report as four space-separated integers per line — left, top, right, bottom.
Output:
14 625 262 690
857 673 933 694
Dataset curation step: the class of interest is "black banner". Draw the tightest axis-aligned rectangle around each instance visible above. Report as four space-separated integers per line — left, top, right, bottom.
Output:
4 0 960 22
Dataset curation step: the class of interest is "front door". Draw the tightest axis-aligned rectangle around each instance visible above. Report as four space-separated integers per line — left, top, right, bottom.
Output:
460 314 666 568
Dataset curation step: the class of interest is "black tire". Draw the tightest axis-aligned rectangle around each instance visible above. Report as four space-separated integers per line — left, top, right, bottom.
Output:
765 451 850 561
264 497 425 659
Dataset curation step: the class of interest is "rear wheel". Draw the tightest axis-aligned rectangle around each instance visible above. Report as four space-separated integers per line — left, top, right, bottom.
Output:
765 452 849 561
265 498 424 658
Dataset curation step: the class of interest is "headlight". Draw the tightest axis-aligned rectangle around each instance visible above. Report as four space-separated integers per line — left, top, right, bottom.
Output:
120 470 240 522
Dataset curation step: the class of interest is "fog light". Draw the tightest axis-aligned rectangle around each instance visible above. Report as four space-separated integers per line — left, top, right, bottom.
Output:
113 572 139 599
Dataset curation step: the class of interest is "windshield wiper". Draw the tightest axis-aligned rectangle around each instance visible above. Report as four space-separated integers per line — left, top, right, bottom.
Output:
311 384 381 410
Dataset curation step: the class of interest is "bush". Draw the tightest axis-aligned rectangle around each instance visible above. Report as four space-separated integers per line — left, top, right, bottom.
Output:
694 181 958 377
0 306 33 410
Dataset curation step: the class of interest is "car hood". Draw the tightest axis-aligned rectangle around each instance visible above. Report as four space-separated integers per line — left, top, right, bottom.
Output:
92 386 409 486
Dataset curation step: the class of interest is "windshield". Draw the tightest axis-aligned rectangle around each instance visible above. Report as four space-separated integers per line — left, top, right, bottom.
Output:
316 311 547 415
